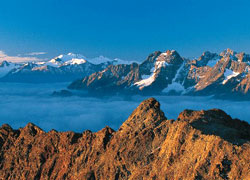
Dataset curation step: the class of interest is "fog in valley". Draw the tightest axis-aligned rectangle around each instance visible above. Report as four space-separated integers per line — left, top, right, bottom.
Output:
0 83 249 132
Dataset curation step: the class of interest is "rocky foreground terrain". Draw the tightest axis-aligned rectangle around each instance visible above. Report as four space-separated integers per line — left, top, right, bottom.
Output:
0 98 249 179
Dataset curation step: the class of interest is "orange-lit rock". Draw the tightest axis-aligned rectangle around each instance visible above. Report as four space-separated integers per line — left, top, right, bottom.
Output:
0 98 249 179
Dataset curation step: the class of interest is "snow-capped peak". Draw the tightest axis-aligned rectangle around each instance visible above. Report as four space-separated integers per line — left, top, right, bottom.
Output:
0 61 21 78
46 53 87 67
156 50 183 65
57 53 86 61
44 53 136 67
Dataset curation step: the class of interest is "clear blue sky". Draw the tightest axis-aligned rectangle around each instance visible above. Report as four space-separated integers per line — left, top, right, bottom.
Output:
0 0 250 61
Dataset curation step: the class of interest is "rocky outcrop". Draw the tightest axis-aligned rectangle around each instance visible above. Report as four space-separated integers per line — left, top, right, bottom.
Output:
0 98 249 179
68 63 140 96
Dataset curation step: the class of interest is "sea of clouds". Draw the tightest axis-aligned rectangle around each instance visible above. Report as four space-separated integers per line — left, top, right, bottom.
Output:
0 83 249 132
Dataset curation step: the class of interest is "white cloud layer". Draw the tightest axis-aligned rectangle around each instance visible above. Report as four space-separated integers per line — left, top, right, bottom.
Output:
25 52 47 56
0 50 42 62
0 83 249 132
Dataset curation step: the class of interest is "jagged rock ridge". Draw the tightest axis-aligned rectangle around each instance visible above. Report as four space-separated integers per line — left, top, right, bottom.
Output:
68 49 250 99
0 98 249 179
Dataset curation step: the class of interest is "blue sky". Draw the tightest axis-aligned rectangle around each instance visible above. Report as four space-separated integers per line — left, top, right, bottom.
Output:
0 0 250 62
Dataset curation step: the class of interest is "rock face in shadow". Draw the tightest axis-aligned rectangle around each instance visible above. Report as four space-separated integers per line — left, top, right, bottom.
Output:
0 98 249 180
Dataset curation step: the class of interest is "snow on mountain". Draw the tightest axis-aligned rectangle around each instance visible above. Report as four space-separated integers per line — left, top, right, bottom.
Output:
0 53 137 83
64 58 87 65
162 82 186 94
134 69 155 89
162 62 185 94
67 49 250 99
222 69 240 84
2 52 135 72
134 52 170 89
195 51 219 67
43 53 136 67
2 49 250 97
0 61 21 78
44 53 87 67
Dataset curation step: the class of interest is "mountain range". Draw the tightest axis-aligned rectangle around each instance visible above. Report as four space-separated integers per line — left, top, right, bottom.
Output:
0 98 249 179
68 49 250 99
0 53 135 83
1 49 250 99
